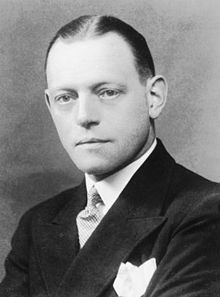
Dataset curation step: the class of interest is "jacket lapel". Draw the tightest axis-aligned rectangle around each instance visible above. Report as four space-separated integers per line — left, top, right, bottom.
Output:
33 184 87 296
55 140 175 297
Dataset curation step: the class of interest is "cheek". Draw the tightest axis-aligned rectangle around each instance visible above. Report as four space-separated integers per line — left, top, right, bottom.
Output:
114 103 149 135
121 109 150 146
51 116 74 144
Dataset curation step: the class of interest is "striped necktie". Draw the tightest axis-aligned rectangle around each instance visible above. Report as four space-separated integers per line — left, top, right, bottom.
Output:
76 186 104 248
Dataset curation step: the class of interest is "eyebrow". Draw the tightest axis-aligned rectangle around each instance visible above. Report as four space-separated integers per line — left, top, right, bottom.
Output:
91 82 127 91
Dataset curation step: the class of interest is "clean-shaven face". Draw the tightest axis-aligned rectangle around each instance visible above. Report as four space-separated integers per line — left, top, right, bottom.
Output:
46 32 154 180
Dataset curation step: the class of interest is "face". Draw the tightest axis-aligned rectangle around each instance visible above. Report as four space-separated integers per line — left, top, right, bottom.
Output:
46 33 157 180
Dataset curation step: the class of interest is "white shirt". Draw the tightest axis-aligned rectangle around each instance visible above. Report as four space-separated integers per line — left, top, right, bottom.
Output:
85 139 157 215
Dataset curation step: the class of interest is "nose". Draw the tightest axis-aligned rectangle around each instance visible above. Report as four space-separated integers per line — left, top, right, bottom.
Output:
76 94 100 129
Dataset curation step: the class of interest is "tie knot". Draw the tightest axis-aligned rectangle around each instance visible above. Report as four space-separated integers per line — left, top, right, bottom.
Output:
88 186 103 207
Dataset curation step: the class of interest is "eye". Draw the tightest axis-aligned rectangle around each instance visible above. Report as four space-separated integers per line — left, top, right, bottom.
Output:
54 93 77 104
99 89 120 99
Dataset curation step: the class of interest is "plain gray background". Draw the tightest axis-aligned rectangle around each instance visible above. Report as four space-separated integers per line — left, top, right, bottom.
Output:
0 0 220 280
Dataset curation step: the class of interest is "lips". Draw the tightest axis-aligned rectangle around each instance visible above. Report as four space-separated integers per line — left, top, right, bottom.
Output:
76 138 109 146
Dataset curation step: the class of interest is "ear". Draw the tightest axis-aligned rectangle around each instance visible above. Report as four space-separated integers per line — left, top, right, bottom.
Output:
44 89 51 110
146 75 168 119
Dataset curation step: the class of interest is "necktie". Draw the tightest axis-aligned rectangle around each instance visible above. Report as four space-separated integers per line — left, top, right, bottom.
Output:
76 186 104 248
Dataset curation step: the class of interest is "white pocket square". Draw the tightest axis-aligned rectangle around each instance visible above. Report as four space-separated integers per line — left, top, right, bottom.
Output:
113 258 157 297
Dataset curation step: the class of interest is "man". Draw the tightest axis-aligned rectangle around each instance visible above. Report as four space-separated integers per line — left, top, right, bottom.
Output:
1 15 220 297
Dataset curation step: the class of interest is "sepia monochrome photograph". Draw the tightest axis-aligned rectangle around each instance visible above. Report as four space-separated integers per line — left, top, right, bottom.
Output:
0 0 220 296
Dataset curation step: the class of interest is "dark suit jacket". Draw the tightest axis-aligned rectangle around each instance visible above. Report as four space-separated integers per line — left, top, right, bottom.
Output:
1 139 220 297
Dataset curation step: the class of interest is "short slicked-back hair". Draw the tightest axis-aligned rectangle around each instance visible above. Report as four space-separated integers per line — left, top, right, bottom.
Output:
45 15 155 81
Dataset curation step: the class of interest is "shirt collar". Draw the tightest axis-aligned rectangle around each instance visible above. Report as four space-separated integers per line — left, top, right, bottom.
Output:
85 138 157 213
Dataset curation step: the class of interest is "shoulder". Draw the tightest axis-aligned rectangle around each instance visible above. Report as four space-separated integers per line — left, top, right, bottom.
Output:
164 162 220 227
171 162 220 201
18 184 82 226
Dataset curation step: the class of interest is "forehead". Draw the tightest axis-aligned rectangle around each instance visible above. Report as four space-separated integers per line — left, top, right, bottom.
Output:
46 32 139 89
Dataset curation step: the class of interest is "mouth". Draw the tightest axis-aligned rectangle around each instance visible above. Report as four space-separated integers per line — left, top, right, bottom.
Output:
76 138 110 146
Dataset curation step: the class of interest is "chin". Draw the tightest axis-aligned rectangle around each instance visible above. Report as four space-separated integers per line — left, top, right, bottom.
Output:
73 159 109 175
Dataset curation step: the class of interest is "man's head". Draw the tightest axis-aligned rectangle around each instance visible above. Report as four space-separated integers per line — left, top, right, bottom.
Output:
45 15 167 181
